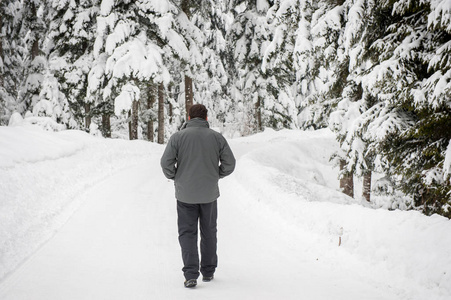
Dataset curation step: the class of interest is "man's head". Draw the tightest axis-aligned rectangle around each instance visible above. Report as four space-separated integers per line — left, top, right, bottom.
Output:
189 104 208 120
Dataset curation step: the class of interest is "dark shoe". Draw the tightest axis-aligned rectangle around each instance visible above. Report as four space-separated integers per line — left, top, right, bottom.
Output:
184 279 197 288
202 276 214 282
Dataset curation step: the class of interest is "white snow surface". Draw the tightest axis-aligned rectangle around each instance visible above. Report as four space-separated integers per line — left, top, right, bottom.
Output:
0 124 450 299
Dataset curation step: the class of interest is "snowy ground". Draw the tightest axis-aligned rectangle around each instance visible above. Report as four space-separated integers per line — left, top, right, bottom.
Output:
0 124 450 299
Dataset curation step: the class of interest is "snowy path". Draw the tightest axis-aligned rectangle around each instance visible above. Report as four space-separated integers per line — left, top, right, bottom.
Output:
1 128 450 299
0 162 399 300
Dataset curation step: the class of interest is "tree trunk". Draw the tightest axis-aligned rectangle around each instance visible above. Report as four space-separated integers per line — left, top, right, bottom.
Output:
158 82 164 144
255 96 263 132
148 118 154 142
102 114 111 138
129 100 139 140
181 0 193 122
363 171 372 202
181 0 191 19
31 41 39 60
128 111 132 139
147 83 156 142
84 103 91 131
30 2 39 60
340 159 354 198
168 85 173 124
0 13 3 88
185 75 193 120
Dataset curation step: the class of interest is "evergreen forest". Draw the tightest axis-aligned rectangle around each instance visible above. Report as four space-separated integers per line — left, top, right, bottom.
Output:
1 0 450 217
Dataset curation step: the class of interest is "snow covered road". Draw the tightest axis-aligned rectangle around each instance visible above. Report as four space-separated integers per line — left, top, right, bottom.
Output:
1 126 450 299
0 160 399 300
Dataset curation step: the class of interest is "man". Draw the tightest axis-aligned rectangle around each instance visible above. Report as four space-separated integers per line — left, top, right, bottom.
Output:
160 104 236 288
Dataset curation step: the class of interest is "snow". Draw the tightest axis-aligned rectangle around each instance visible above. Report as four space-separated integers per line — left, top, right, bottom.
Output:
94 13 117 57
114 83 140 116
428 0 451 32
105 20 132 55
311 5 343 37
62 8 74 22
445 139 451 184
107 35 164 81
100 0 115 16
8 112 66 133
430 68 451 108
343 0 365 52
0 125 82 168
73 10 93 38
137 0 171 15
295 20 312 54
1 124 451 299
256 0 270 13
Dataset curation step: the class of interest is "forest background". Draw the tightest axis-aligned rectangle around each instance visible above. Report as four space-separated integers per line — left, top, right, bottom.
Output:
0 0 450 217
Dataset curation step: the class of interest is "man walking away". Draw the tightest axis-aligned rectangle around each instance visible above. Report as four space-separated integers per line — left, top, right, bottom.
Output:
160 104 236 288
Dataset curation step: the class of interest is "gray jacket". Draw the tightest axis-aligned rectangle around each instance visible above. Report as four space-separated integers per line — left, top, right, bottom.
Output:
160 118 236 204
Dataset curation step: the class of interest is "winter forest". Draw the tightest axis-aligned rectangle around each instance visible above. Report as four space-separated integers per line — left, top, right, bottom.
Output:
0 0 450 217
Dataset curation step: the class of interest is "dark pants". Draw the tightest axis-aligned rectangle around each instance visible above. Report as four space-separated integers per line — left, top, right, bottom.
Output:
177 200 218 280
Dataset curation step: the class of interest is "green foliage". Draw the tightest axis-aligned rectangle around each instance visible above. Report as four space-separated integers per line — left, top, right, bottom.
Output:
381 107 451 217
369 0 451 217
0 0 25 124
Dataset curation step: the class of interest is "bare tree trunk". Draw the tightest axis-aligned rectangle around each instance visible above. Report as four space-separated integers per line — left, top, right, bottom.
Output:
128 111 132 139
169 102 173 124
148 118 154 142
102 114 111 138
185 75 193 120
168 85 173 124
31 41 39 60
147 83 156 142
30 2 39 60
84 103 91 131
158 82 164 144
181 0 193 121
181 0 191 19
129 100 139 140
340 159 354 198
255 96 262 132
0 13 3 88
363 171 372 202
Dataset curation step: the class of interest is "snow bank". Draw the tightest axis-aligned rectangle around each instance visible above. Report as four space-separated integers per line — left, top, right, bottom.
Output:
0 125 87 168
0 124 161 282
228 128 451 298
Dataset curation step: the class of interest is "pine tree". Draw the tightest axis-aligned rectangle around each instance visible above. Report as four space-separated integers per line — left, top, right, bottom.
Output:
296 0 357 197
142 82 156 141
374 0 451 216
328 0 378 201
179 0 195 120
332 0 451 215
0 0 24 125
296 0 346 130
227 0 272 134
48 0 100 131
262 0 299 129
87 0 175 139
188 0 233 130
16 0 48 118
0 4 5 123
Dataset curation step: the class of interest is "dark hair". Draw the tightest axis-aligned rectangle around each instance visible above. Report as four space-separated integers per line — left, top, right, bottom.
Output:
189 104 208 120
